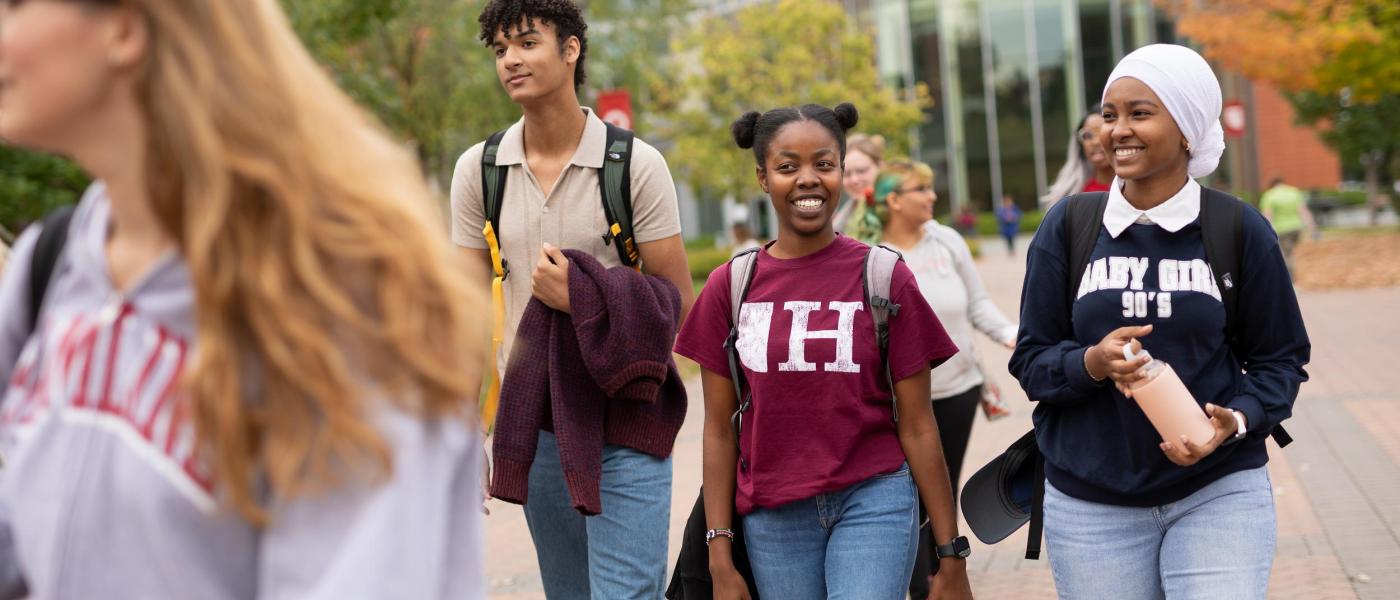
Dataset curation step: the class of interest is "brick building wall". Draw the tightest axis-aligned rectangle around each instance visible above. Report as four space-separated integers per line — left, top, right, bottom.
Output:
1252 80 1341 190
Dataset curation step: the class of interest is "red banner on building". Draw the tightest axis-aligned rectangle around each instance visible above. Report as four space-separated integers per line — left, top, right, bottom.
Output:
597 89 633 131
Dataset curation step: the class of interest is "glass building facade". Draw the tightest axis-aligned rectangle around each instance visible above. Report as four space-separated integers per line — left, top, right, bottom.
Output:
856 0 1181 213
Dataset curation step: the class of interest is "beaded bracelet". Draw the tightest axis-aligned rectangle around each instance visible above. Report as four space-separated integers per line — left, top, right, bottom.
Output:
705 528 735 546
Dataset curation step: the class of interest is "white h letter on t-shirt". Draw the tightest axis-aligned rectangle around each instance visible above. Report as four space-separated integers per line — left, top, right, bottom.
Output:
779 301 863 373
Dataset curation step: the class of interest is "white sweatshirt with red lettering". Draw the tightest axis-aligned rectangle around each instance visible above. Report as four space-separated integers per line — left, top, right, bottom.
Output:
0 184 484 599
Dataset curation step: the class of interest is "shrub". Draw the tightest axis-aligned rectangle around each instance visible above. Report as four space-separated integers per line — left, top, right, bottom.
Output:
688 245 733 287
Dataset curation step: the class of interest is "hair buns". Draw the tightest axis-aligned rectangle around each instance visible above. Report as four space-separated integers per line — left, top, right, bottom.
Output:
833 102 859 131
731 111 761 149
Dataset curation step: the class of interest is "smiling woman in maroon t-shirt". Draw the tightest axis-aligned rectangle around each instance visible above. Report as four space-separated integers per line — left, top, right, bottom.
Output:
674 102 974 600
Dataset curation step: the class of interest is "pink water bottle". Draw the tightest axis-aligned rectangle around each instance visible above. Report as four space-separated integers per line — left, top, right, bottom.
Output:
1124 343 1214 453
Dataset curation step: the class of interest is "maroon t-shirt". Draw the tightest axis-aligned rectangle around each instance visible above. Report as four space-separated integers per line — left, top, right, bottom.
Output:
675 235 958 515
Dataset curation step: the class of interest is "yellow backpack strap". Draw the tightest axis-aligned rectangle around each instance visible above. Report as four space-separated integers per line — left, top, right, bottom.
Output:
480 129 509 432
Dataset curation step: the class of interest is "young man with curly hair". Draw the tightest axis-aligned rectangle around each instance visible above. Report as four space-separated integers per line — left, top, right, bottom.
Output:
450 1 694 597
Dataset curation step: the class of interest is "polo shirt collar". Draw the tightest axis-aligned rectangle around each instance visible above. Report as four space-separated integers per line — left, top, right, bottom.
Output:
493 107 608 169
1103 176 1202 238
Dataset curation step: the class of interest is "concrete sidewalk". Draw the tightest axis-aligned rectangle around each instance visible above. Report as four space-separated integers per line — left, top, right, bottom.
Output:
485 233 1400 599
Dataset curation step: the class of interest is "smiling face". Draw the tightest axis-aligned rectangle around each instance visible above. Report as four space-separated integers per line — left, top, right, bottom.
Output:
0 1 132 152
758 119 844 239
490 19 578 105
1099 77 1190 184
1079 113 1110 169
841 148 878 198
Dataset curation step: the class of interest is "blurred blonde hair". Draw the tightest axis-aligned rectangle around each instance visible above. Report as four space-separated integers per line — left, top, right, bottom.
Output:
113 0 485 523
846 133 887 165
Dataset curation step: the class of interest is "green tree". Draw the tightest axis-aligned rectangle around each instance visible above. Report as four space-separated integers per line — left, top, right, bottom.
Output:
584 0 693 140
652 0 931 204
1289 91 1400 203
286 0 693 187
0 147 88 240
286 0 517 186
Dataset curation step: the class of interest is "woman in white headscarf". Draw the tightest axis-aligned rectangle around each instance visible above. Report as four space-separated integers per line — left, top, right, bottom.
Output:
1009 44 1310 599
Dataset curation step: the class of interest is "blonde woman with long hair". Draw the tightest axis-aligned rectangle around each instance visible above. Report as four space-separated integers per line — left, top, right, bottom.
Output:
0 1 487 597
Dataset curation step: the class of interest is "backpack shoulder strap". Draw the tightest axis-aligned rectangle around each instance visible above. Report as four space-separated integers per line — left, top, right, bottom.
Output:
478 129 510 432
727 248 761 327
1199 188 1243 350
1199 188 1294 448
864 244 904 420
28 205 77 333
599 123 639 268
481 129 510 278
723 248 761 445
1064 192 1109 302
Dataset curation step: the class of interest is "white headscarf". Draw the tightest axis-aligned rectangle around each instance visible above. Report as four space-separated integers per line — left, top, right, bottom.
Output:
1103 44 1224 178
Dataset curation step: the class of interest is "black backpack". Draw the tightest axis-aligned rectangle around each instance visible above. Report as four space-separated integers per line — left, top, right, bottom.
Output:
24 205 77 335
479 122 639 280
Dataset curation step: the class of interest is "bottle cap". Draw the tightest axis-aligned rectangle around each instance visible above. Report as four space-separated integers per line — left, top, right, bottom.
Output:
1123 340 1151 363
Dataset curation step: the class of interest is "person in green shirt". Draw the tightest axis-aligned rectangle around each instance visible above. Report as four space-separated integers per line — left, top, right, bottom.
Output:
1259 177 1315 276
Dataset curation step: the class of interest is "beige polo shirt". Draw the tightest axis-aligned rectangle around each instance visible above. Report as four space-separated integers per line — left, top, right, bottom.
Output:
450 107 682 370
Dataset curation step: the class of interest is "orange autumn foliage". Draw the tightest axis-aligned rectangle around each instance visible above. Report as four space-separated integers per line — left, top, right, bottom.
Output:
1159 0 1399 101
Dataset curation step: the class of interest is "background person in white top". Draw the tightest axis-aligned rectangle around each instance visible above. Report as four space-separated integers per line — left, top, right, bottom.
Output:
853 159 1018 600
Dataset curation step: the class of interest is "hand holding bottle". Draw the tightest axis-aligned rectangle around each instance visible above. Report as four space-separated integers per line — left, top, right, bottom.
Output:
1159 403 1244 466
1084 325 1154 395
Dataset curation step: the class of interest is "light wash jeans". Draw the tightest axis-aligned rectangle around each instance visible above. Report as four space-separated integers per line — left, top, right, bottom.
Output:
741 463 920 599
1044 466 1276 600
523 431 672 600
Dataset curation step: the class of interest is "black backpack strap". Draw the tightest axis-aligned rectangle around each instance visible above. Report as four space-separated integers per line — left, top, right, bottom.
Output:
724 248 761 446
1199 189 1293 448
1026 454 1046 560
481 129 511 279
28 205 77 333
599 123 639 268
1199 189 1243 354
1063 192 1109 303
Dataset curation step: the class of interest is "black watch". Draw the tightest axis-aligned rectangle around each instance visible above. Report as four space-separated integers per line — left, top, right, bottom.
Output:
934 535 972 559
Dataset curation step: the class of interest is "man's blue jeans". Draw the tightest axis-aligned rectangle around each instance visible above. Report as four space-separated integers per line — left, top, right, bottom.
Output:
523 431 672 600
1044 466 1276 599
741 463 920 599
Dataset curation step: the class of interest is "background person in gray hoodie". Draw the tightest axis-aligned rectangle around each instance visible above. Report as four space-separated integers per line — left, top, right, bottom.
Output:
0 1 488 598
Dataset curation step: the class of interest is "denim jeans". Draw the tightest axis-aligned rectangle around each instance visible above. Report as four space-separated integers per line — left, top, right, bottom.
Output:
741 463 920 599
1044 466 1276 600
523 431 672 600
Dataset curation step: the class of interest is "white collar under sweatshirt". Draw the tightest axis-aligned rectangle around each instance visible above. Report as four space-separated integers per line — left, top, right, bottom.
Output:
1103 177 1202 238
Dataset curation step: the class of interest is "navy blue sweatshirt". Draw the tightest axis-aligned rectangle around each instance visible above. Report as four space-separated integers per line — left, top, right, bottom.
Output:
1009 192 1310 506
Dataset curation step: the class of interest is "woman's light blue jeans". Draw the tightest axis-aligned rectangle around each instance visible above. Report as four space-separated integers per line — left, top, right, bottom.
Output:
1044 466 1276 600
741 463 920 599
